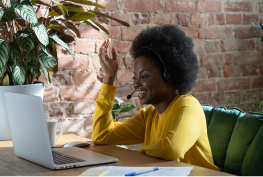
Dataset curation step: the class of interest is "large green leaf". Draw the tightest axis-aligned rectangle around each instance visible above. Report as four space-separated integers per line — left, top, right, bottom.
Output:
0 39 9 69
48 21 77 37
84 19 109 35
119 104 136 113
65 0 105 9
48 5 65 16
9 42 23 66
41 67 51 84
0 67 5 78
12 62 27 85
0 10 4 20
38 51 57 68
49 32 75 59
16 30 35 52
65 11 95 21
115 96 124 104
12 0 38 24
31 0 51 7
25 46 37 61
38 42 53 56
28 61 41 77
3 8 15 21
64 21 81 37
32 20 49 46
62 3 84 12
50 45 58 74
91 11 130 27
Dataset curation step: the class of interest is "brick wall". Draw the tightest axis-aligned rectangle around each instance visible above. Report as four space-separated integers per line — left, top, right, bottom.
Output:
40 0 263 138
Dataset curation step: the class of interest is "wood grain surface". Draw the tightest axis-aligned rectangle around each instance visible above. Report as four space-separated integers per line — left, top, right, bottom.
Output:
0 134 233 176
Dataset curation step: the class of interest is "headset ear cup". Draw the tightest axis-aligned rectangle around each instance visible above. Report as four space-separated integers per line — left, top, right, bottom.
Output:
163 71 172 83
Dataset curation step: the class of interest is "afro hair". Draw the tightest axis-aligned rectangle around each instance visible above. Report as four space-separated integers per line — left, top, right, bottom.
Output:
130 24 199 95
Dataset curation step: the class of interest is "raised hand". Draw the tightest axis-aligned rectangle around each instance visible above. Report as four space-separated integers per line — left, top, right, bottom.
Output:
99 38 118 85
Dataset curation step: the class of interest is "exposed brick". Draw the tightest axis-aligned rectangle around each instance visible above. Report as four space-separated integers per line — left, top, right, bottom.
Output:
225 2 253 12
198 67 207 79
208 13 225 25
38 73 47 84
191 93 209 104
98 0 118 11
239 39 256 51
259 3 263 13
260 65 263 75
192 79 217 92
237 103 259 113
193 39 205 53
124 55 134 69
115 85 135 98
132 13 151 25
252 77 263 89
241 65 257 76
205 41 221 53
155 14 171 25
74 101 96 115
234 27 262 38
218 78 250 91
43 88 57 102
112 12 130 26
43 103 49 118
164 1 195 12
207 67 222 78
257 40 263 51
96 71 104 83
58 118 85 133
199 27 233 39
74 40 95 54
122 27 143 41
241 90 258 103
124 0 160 12
51 72 73 86
116 69 133 83
84 116 94 131
108 26 121 40
93 12 109 25
226 14 242 25
60 86 100 100
191 14 206 25
179 27 198 38
58 55 90 71
73 71 97 85
49 102 74 118
56 43 73 55
224 92 241 104
243 14 258 25
222 39 239 51
208 92 225 105
111 41 131 54
79 24 106 39
176 14 190 26
233 51 263 65
198 1 221 12
224 65 242 78
201 53 233 66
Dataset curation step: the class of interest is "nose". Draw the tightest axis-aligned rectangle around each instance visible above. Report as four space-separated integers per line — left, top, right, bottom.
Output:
133 78 142 90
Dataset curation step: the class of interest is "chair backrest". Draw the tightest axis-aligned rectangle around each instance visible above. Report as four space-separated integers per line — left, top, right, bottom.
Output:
202 104 263 176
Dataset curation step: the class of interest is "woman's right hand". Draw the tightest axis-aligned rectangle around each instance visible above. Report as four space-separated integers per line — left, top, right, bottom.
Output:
99 38 118 85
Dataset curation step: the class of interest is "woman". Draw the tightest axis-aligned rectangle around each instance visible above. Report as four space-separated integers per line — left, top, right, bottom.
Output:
92 25 219 171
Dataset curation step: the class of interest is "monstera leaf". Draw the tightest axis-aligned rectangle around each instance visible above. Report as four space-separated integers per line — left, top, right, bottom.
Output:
9 42 23 66
38 51 57 68
16 30 35 52
28 61 41 77
32 20 49 46
0 39 9 69
11 0 38 24
12 61 27 85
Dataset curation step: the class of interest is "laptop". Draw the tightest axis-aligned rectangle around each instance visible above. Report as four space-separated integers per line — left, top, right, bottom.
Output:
4 92 118 170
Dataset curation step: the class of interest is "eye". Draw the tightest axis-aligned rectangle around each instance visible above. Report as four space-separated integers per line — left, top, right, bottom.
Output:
132 76 137 80
141 75 148 79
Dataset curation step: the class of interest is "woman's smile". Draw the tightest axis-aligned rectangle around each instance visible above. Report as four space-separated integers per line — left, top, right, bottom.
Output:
137 90 147 99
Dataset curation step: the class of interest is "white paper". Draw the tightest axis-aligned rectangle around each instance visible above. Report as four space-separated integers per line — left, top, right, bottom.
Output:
82 166 194 176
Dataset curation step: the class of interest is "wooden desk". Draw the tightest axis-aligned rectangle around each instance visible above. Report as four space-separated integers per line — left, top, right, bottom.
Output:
0 134 232 176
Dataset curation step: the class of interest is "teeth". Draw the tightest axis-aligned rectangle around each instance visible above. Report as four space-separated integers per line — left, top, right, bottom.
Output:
138 91 146 94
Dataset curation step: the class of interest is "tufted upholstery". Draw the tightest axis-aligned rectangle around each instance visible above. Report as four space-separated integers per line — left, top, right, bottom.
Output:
202 104 263 176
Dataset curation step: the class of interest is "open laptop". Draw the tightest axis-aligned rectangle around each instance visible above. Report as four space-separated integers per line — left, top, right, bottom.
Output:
4 92 118 170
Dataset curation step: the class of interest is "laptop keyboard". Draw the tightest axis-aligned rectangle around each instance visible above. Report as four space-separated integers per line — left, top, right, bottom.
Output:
52 151 85 165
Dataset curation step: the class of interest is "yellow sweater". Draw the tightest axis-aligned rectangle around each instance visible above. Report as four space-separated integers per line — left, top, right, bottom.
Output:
92 84 219 171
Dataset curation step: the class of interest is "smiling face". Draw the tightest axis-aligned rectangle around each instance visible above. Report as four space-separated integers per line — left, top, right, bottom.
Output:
133 56 176 106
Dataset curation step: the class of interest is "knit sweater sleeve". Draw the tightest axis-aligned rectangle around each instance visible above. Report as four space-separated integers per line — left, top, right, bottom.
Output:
92 84 147 145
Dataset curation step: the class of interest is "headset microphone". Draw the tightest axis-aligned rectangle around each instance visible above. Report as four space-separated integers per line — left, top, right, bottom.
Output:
127 90 136 99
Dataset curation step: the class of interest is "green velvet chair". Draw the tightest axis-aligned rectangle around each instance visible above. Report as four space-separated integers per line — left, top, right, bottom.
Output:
202 104 263 176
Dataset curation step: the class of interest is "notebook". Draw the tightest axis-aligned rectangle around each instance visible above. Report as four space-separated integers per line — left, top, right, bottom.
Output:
4 92 118 170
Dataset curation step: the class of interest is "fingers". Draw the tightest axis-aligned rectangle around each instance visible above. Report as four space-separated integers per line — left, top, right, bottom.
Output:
112 47 117 61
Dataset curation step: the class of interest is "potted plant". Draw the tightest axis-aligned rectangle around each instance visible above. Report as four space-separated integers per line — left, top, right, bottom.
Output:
0 0 129 140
